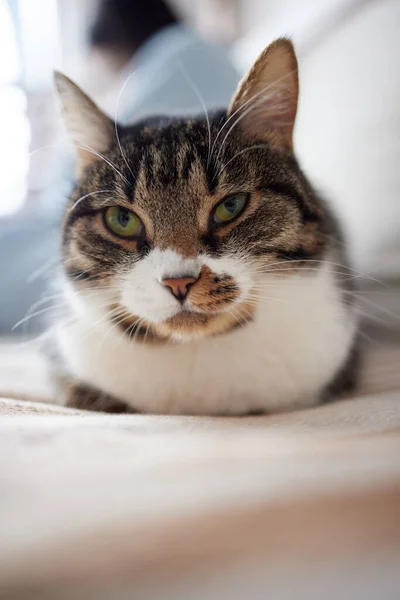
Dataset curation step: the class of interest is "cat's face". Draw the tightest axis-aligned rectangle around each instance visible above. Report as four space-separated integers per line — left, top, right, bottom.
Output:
57 39 328 341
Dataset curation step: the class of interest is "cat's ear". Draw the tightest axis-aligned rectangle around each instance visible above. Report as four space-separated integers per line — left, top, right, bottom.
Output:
54 71 115 174
228 38 298 151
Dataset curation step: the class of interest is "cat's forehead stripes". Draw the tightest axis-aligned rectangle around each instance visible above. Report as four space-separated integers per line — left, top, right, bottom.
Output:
126 137 212 257
134 141 205 194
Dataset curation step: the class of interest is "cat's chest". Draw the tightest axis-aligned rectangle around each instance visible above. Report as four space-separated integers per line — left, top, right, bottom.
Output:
56 268 356 415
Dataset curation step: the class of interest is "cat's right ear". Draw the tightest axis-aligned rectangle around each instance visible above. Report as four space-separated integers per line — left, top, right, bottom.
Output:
227 38 298 151
54 72 115 175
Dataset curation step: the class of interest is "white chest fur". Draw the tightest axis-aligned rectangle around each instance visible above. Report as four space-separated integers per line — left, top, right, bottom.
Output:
56 265 356 415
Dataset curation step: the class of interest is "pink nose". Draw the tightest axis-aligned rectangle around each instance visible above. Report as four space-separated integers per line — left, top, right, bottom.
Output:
161 276 197 301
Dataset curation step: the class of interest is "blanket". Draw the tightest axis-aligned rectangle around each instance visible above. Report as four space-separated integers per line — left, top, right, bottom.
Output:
1 334 400 599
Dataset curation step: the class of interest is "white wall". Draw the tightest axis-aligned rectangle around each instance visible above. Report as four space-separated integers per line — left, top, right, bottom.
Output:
233 0 400 277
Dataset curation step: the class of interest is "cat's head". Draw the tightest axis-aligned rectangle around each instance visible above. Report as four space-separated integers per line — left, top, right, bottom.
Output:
56 38 328 342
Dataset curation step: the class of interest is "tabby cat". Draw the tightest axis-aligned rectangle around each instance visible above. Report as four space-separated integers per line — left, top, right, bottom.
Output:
52 38 358 414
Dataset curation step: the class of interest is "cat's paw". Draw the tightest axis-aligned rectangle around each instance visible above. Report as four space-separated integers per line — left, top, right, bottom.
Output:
65 383 131 413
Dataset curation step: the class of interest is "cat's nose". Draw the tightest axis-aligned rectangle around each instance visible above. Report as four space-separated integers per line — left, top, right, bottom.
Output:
161 276 198 302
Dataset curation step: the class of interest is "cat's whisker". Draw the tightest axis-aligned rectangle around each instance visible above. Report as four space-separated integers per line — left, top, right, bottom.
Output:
131 317 146 344
61 284 119 300
10 328 55 351
246 289 399 321
352 306 385 323
60 315 104 345
27 257 60 283
67 293 118 306
114 69 138 181
355 328 375 345
228 300 255 325
19 293 69 334
12 303 67 332
343 289 398 296
352 295 400 323
216 144 269 178
126 319 140 343
245 291 286 302
17 286 91 334
249 267 381 281
235 305 254 327
95 308 136 354
241 296 287 308
114 313 142 338
92 306 129 329
340 293 395 323
69 189 113 212
248 258 352 272
351 306 394 329
143 322 151 345
73 284 119 294
74 144 130 187
27 140 69 159
107 315 135 344
227 307 248 330
27 138 129 188
247 259 390 288
179 64 212 169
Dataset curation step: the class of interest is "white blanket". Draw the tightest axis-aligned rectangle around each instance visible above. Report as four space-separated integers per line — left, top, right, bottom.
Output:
1 337 400 599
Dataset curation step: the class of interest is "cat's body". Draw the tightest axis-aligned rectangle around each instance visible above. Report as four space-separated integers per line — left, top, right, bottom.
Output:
51 39 359 414
57 258 356 415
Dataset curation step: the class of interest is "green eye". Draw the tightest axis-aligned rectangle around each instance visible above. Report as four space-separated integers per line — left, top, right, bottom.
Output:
213 193 248 224
104 206 143 238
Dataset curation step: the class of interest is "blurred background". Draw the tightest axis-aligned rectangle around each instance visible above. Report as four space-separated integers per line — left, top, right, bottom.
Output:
1 0 399 334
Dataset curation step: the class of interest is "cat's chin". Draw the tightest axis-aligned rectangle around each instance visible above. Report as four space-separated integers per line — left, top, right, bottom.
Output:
161 311 217 339
111 301 256 342
153 304 255 341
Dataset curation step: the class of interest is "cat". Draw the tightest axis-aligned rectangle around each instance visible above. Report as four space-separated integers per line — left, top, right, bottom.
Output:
51 38 359 415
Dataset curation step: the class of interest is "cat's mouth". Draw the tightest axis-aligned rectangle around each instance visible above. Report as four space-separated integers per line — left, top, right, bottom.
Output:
161 301 256 339
111 300 255 342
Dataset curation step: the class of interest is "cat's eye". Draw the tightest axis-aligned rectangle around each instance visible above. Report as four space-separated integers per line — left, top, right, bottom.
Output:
104 206 144 238
212 193 248 225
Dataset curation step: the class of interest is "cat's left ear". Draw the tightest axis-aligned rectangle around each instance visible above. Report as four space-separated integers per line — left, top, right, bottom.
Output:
228 38 298 151
54 72 115 175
